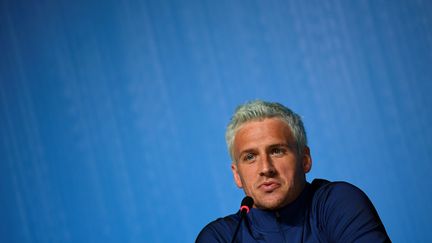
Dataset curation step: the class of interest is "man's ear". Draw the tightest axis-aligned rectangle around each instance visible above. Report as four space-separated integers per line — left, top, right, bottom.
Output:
231 162 243 188
302 146 312 173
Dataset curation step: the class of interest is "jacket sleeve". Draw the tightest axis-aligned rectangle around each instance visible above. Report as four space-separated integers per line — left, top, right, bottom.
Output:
313 182 391 243
195 224 223 243
195 217 236 243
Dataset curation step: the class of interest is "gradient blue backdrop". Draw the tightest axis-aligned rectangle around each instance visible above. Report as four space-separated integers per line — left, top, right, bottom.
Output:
1 0 432 242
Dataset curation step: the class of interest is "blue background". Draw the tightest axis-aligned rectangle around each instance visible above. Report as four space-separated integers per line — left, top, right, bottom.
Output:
1 0 432 242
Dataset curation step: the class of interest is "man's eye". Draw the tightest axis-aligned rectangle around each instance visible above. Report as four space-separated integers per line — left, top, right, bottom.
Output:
271 148 284 156
243 153 256 161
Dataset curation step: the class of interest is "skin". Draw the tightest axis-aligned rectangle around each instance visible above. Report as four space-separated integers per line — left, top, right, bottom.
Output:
231 118 312 210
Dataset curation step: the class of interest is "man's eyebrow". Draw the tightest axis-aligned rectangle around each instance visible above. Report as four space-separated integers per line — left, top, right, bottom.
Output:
238 148 256 156
267 143 291 149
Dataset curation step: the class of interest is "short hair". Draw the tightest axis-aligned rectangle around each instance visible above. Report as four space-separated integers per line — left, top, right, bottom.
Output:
225 100 307 162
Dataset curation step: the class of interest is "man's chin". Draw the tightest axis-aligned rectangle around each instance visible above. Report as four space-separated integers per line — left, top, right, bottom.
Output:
254 197 287 210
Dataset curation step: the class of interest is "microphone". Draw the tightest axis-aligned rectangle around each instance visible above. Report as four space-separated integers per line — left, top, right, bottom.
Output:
230 196 254 243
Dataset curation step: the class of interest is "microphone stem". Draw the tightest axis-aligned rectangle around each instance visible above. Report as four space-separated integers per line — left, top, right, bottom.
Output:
230 211 246 243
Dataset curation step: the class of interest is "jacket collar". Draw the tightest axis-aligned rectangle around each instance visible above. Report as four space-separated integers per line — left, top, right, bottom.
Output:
246 182 311 232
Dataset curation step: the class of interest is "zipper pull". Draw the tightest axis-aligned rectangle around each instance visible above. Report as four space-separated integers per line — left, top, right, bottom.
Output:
275 211 281 222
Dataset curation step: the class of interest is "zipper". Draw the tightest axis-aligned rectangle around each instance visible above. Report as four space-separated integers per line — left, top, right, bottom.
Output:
275 211 287 243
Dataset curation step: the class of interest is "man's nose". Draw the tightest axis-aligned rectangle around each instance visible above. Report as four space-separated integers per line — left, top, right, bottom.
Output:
259 155 276 177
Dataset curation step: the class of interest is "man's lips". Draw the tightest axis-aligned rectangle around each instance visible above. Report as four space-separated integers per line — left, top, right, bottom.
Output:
259 181 281 192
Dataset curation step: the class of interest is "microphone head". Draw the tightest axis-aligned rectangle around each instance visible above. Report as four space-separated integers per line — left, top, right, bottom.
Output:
240 196 254 214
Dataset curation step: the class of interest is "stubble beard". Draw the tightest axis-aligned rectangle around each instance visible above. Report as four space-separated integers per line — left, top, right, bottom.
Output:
254 180 306 210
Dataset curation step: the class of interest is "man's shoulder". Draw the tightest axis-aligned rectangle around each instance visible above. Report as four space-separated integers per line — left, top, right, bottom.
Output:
309 179 390 242
206 213 240 229
311 179 371 205
195 213 240 242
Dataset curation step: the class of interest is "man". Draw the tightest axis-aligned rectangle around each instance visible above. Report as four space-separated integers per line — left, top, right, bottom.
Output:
196 100 390 242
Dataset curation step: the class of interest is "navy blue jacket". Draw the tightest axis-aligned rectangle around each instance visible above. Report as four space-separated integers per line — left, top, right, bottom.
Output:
196 179 390 242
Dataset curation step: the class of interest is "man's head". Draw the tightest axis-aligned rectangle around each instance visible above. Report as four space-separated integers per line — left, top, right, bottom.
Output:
226 100 312 210
226 100 308 160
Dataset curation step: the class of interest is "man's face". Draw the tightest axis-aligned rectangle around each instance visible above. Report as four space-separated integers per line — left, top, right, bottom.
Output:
231 118 312 210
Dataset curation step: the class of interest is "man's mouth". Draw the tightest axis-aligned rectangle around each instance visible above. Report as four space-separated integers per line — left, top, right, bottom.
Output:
259 181 280 192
